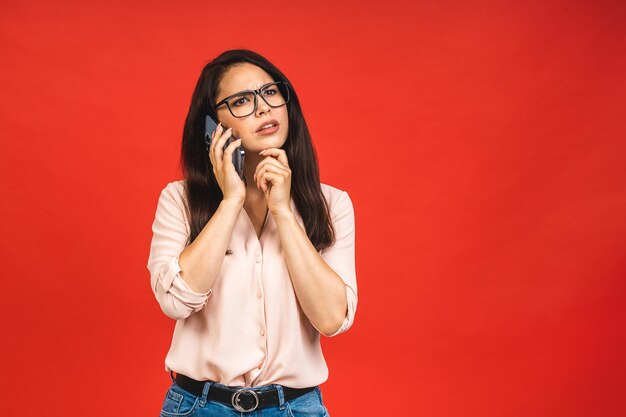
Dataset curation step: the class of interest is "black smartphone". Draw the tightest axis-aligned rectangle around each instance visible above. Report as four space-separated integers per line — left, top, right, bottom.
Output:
205 115 245 179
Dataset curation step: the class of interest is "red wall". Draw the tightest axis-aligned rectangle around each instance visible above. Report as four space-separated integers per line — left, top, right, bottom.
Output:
1 1 625 416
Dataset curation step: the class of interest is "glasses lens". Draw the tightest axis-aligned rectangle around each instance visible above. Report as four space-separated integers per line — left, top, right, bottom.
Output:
227 92 256 118
225 82 290 118
261 82 289 108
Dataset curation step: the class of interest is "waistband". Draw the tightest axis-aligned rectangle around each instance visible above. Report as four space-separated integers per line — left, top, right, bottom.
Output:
171 371 316 413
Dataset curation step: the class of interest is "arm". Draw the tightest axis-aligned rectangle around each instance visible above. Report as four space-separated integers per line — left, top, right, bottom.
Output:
147 182 243 320
273 191 358 337
177 196 243 294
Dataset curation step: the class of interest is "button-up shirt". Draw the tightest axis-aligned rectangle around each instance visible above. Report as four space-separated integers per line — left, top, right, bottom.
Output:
147 180 357 388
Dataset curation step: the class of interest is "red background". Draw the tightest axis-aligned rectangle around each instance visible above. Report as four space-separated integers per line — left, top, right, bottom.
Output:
1 1 625 416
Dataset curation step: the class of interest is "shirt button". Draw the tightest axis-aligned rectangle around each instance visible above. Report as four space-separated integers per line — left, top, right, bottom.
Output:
256 256 262 263
257 292 262 299
258 364 262 370
260 329 265 336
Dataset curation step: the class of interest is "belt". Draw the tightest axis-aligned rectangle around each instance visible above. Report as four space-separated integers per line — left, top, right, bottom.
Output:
172 372 316 413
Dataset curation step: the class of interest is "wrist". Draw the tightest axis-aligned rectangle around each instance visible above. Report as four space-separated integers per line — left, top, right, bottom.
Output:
271 207 295 222
221 197 244 210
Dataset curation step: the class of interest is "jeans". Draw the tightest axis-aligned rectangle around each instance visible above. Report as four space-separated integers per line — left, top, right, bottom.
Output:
159 376 331 417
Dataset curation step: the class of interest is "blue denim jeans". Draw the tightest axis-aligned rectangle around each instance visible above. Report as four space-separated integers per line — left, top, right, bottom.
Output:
159 376 331 417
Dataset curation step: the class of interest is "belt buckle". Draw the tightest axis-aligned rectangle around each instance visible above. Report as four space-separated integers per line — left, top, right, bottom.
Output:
231 388 260 413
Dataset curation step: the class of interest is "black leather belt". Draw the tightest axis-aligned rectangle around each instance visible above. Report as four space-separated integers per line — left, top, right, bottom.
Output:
172 372 316 413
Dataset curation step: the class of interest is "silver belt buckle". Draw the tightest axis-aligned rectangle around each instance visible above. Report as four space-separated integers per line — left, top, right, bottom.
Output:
231 388 260 413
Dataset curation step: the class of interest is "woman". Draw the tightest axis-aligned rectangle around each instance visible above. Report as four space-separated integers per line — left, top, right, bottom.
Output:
147 49 358 417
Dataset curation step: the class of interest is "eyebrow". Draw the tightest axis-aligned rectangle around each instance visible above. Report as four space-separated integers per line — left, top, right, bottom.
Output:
218 82 275 102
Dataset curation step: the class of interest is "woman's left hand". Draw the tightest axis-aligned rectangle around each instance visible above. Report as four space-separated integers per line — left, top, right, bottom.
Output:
254 148 293 216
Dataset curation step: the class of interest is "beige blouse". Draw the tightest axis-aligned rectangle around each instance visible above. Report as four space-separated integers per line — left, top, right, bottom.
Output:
147 180 357 388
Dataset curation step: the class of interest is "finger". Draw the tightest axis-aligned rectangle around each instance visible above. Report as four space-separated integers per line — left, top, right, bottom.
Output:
209 123 226 154
209 142 221 172
256 165 289 190
223 138 243 169
212 127 233 166
258 171 285 193
208 147 215 169
259 148 289 168
208 135 218 169
253 156 289 181
210 122 219 140
209 123 223 152
211 126 230 156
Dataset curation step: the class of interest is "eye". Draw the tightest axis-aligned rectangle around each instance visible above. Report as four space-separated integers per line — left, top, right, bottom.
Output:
262 86 278 96
231 96 250 107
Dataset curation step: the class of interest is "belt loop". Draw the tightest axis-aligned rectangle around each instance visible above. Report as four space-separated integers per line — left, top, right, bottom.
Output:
275 385 286 410
199 380 212 407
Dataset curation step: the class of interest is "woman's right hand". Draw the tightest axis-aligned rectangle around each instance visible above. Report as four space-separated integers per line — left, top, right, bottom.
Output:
209 123 245 203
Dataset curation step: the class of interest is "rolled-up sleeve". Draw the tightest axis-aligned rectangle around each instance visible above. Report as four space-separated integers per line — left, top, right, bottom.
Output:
320 191 358 337
147 182 211 320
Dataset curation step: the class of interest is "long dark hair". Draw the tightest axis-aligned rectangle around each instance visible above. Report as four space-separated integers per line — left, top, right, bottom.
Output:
179 49 335 252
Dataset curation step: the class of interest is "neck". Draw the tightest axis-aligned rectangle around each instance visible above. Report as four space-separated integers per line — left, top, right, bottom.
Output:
243 152 265 200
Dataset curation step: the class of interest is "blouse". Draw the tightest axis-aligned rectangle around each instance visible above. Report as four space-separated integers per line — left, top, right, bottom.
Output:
147 180 357 388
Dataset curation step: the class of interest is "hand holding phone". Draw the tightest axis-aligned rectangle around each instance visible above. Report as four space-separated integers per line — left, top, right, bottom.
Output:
205 115 245 179
205 116 246 202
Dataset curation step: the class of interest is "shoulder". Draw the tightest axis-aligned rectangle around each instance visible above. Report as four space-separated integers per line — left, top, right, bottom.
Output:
163 179 186 193
152 180 190 226
320 182 346 199
158 179 187 206
320 183 353 218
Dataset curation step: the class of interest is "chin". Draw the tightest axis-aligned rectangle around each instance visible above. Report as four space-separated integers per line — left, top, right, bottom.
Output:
252 133 288 150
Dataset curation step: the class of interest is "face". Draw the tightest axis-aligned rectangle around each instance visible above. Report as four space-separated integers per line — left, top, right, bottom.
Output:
214 63 289 154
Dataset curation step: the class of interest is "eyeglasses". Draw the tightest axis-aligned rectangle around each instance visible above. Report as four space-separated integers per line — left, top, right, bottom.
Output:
214 81 290 118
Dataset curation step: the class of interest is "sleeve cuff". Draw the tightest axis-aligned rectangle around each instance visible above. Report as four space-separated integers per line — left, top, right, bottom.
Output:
324 284 358 337
161 255 212 312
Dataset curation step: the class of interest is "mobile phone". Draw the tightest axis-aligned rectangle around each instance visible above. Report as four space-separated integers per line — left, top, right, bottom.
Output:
205 115 245 179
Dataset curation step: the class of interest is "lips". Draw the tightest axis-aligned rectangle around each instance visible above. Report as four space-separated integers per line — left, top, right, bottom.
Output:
256 119 280 133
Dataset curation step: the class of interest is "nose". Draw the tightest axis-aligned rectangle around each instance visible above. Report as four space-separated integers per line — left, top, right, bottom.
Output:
255 92 271 117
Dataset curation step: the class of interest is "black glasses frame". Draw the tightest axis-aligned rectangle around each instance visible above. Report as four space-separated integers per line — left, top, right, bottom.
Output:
214 81 290 118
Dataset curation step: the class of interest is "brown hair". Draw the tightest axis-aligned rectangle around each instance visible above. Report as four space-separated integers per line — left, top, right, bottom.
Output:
179 49 335 252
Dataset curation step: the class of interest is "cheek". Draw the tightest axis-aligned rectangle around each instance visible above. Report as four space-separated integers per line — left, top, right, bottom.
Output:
226 121 247 139
280 109 289 131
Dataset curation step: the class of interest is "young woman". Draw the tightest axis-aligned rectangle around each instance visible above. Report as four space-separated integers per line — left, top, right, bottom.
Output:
147 49 357 417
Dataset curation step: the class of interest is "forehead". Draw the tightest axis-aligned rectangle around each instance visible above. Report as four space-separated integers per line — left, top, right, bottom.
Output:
217 63 274 98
